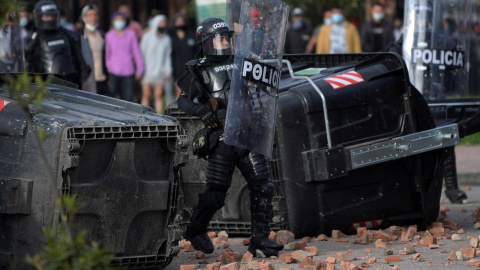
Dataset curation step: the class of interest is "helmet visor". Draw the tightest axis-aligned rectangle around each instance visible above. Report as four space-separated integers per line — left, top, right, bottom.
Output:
203 32 235 56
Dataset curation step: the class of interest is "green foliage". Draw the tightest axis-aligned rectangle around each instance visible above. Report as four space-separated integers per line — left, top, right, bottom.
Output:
461 132 480 145
25 196 116 270
4 72 49 110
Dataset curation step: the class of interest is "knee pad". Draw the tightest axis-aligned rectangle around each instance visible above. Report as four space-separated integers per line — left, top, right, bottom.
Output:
199 188 227 210
206 154 234 190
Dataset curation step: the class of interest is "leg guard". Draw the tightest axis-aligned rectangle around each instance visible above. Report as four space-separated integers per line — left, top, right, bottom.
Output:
183 188 227 254
247 181 283 257
205 143 235 190
443 147 467 204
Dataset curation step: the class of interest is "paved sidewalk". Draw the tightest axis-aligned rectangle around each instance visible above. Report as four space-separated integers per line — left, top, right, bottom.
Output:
455 146 480 186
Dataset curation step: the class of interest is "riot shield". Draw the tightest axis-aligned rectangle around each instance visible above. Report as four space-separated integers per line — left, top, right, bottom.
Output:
223 0 289 158
403 0 472 100
0 24 24 72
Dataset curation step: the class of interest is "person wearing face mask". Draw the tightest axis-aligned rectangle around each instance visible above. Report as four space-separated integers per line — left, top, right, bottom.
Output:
76 4 109 95
139 15 172 113
284 7 313 54
306 9 332 53
169 13 196 98
19 7 34 40
105 11 144 102
315 5 361 54
360 2 395 52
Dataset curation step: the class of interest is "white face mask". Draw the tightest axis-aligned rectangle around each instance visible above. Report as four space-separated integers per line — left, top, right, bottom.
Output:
85 23 97 31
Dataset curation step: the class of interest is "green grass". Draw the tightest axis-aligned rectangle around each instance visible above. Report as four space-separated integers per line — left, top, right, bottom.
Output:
460 132 480 145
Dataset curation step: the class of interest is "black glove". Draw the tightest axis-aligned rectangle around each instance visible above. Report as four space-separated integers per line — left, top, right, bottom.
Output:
198 106 218 127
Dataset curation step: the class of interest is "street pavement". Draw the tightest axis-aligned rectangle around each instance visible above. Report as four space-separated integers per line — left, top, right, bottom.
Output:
168 146 480 269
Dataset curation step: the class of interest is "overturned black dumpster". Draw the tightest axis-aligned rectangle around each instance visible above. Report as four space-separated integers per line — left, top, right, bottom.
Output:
168 53 479 238
0 79 185 270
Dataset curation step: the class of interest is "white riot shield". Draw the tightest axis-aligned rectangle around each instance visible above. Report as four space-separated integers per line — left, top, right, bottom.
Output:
223 0 289 158
403 0 472 100
0 24 25 72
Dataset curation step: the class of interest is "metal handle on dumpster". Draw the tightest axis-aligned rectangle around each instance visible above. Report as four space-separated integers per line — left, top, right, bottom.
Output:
282 59 333 149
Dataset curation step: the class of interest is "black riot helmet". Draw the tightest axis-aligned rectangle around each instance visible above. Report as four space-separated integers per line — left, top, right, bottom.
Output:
196 18 234 56
34 0 60 30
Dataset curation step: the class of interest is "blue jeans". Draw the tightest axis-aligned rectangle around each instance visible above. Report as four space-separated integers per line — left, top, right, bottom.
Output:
109 74 134 102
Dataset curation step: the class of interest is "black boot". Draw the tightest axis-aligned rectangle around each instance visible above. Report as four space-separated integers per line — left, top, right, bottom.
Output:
443 147 468 204
248 182 283 257
182 202 217 254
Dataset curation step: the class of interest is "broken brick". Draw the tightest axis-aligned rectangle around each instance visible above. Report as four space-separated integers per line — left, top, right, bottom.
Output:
180 265 201 270
304 265 322 270
246 261 259 270
354 234 369 245
279 252 294 264
336 238 349 243
241 251 253 264
208 232 217 239
332 230 346 239
386 256 401 262
259 261 274 270
340 261 350 270
375 239 386 249
410 253 421 260
466 259 480 267
279 268 292 270
392 265 400 270
365 248 372 253
316 234 328 241
326 257 336 264
241 238 251 245
428 244 439 249
277 230 295 245
429 227 444 237
291 250 311 262
474 223 480 230
457 228 465 234
460 248 476 259
184 242 195 252
299 257 316 268
471 238 479 248
302 237 312 243
326 263 335 270
217 231 229 242
337 252 351 262
304 246 319 256
357 227 367 237
207 262 222 270
294 242 308 250
219 262 238 270
368 257 377 264
401 226 417 242
473 207 480 219
376 232 391 241
269 231 277 240
443 220 458 230
421 235 437 246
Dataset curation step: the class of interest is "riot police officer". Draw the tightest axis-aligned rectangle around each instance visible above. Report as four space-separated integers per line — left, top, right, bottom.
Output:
177 18 284 257
24 0 90 87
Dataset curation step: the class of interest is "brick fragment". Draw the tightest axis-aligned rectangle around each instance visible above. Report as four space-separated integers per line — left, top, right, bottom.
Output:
357 227 367 237
208 232 217 239
410 253 421 260
474 223 480 230
382 258 388 264
299 257 316 268
466 259 480 266
278 252 293 264
304 265 322 270
447 251 456 261
473 207 480 219
217 231 229 242
259 261 274 270
360 263 370 268
316 234 328 241
326 257 336 264
354 234 369 245
365 248 372 253
443 220 458 230
302 237 312 243
401 226 417 242
291 250 311 262
471 238 479 248
337 252 351 262
304 246 319 256
294 242 307 250
421 234 437 246
368 257 377 264
428 244 439 249
241 251 253 264
340 261 350 270
375 239 386 249
386 256 401 262
332 230 346 239
392 265 400 270
279 268 292 270
184 242 195 252
336 238 349 243
277 230 295 245
429 227 444 237
457 228 465 234
207 262 222 270
219 262 238 270
376 232 391 241
460 248 476 259
246 260 259 270
269 231 277 240
326 263 335 270
180 265 201 270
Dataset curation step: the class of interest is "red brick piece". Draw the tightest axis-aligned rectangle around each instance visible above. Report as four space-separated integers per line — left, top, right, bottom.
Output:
208 262 222 270
447 251 456 261
473 207 480 219
217 231 229 241
316 234 328 241
429 227 444 237
337 252 351 262
299 257 316 268
376 232 391 241
392 265 400 270
241 238 251 245
269 231 277 240
241 251 253 264
326 257 336 264
460 248 476 259
421 235 436 246
466 259 480 267
181 265 201 270
208 231 217 239
302 237 312 243
277 230 295 245
368 257 377 264
332 230 346 239
305 246 319 256
184 242 195 252
386 256 401 262
279 252 293 264
259 261 274 270
340 261 350 270
326 263 335 270
375 239 386 249
219 262 238 270
292 250 311 262
279 268 292 270
357 227 367 237
354 234 369 245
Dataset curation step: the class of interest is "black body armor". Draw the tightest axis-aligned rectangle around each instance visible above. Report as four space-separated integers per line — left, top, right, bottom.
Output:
37 31 77 75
